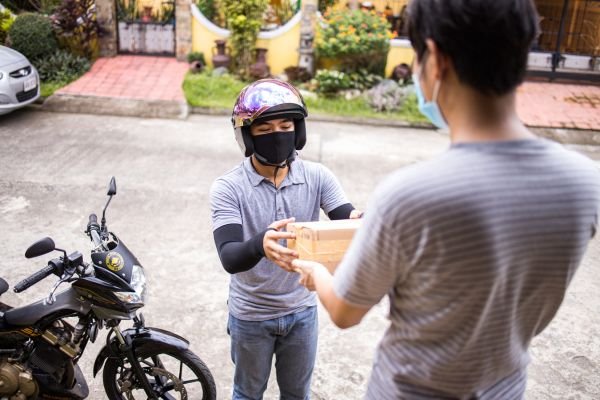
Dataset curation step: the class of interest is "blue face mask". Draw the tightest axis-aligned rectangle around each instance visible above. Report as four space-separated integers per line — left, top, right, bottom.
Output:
413 72 448 130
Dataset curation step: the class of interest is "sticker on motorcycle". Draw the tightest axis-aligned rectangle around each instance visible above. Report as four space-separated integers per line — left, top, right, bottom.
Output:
105 252 125 272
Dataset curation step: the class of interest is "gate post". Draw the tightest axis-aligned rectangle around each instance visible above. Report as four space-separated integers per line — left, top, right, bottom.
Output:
175 0 193 61
97 0 118 57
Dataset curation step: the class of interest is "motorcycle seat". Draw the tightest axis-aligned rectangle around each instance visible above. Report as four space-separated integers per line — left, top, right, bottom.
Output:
0 278 8 296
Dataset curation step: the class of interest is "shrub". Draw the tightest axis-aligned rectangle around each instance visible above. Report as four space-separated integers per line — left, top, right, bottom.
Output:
313 68 382 96
0 9 15 45
316 9 391 76
314 69 353 96
187 51 206 65
36 49 91 82
51 0 99 59
222 0 268 79
7 13 58 61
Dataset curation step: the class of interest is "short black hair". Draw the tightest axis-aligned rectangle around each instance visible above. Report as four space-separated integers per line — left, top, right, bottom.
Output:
408 0 539 96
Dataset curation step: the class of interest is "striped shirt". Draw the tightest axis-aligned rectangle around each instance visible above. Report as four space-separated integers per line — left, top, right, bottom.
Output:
333 139 600 400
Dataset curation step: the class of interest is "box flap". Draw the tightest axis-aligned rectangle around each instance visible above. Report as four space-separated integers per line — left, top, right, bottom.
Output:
287 219 362 241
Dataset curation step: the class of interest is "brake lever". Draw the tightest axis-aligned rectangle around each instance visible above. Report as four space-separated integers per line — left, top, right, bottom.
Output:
44 265 79 305
45 278 65 305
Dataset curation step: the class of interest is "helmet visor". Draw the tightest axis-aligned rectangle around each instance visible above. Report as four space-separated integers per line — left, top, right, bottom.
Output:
232 80 306 128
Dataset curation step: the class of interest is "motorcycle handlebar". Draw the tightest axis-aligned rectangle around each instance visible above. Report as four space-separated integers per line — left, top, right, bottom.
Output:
13 263 56 293
87 213 103 248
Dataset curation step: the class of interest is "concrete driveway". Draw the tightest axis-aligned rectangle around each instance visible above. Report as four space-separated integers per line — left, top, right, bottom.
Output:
0 110 598 399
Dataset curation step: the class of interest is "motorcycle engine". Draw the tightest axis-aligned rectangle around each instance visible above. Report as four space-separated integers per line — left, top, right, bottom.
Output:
0 358 39 399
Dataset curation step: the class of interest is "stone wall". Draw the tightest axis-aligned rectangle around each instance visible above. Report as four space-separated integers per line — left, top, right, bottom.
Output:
175 0 192 60
96 0 118 57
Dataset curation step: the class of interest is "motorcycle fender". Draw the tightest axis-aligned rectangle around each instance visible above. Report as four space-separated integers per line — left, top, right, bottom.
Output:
93 327 190 377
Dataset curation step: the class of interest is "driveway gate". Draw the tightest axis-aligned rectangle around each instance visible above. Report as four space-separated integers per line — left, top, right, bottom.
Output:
529 0 600 82
116 0 176 56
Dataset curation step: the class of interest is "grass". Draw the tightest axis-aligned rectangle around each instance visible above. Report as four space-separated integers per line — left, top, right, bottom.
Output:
40 81 68 98
182 71 428 124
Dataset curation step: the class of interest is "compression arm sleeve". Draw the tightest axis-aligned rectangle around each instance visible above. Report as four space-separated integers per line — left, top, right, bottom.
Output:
213 224 272 274
327 203 355 220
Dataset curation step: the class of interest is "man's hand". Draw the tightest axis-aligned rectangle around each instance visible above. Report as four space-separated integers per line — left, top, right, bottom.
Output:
264 217 298 272
349 209 364 219
293 259 329 291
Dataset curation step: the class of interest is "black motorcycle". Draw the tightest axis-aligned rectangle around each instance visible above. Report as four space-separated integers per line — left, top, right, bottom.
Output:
0 177 216 399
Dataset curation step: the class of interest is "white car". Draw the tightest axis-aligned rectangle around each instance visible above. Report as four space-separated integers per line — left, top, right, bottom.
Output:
0 45 40 115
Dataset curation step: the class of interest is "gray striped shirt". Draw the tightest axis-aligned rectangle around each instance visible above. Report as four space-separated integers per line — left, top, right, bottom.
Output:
333 139 600 400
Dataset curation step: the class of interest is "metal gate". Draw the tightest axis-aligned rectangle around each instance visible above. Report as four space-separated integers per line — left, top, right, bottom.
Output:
116 0 176 56
529 0 600 82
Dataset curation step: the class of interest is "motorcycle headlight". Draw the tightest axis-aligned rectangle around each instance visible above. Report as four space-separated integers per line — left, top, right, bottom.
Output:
130 265 148 301
114 291 144 304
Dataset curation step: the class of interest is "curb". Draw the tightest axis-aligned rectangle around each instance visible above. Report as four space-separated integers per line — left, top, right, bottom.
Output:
42 94 189 120
31 98 600 146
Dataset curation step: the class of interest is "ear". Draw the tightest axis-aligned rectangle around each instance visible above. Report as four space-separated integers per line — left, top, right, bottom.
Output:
424 39 448 80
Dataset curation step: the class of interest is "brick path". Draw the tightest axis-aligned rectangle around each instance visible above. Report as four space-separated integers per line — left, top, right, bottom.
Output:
517 81 600 130
57 55 188 102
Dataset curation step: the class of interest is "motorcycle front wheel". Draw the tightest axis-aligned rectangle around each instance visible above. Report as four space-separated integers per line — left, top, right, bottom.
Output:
102 348 216 400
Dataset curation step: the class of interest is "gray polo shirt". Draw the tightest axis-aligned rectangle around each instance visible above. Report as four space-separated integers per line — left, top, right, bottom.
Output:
334 139 600 399
210 157 350 321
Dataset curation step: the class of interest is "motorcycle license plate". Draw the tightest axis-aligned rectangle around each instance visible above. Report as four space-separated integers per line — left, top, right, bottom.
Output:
24 76 37 92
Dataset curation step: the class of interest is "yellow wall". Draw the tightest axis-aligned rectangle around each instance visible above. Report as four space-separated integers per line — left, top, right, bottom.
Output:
256 26 301 75
192 6 300 75
385 40 414 77
192 5 414 77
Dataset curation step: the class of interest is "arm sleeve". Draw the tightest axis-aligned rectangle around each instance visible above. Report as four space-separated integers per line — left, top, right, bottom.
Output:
213 224 273 274
319 164 350 214
327 203 355 220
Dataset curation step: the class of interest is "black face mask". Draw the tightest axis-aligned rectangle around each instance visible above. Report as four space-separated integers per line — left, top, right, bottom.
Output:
252 131 296 166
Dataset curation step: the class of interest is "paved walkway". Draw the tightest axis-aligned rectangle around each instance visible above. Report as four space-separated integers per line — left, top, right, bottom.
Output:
517 81 600 130
48 55 600 130
56 55 188 101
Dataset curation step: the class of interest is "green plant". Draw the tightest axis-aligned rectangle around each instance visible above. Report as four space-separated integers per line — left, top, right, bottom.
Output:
40 0 63 14
313 69 353 96
317 0 336 14
7 13 58 61
51 0 99 59
116 0 139 22
317 9 391 75
187 51 206 64
347 68 382 91
36 49 91 82
0 9 15 44
223 0 268 79
197 0 216 21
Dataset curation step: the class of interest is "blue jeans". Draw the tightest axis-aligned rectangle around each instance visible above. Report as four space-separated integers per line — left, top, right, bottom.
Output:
228 306 318 400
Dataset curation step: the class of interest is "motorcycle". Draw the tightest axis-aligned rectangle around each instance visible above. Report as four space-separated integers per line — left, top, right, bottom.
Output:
0 177 216 399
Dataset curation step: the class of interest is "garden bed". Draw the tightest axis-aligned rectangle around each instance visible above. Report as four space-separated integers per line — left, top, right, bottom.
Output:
182 71 428 124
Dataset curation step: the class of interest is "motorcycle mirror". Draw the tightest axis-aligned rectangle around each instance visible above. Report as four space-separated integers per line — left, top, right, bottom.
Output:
102 176 117 230
25 237 56 259
107 176 117 196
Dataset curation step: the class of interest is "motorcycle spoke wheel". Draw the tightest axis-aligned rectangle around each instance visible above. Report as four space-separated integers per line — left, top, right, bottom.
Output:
103 349 216 400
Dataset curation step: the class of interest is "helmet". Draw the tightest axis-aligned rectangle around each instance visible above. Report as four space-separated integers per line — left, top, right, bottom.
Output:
231 79 308 158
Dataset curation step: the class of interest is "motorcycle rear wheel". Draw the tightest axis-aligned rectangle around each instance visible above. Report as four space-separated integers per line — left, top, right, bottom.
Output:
102 348 216 400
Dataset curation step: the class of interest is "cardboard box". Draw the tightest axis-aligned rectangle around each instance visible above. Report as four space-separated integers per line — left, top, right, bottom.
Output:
287 219 362 273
